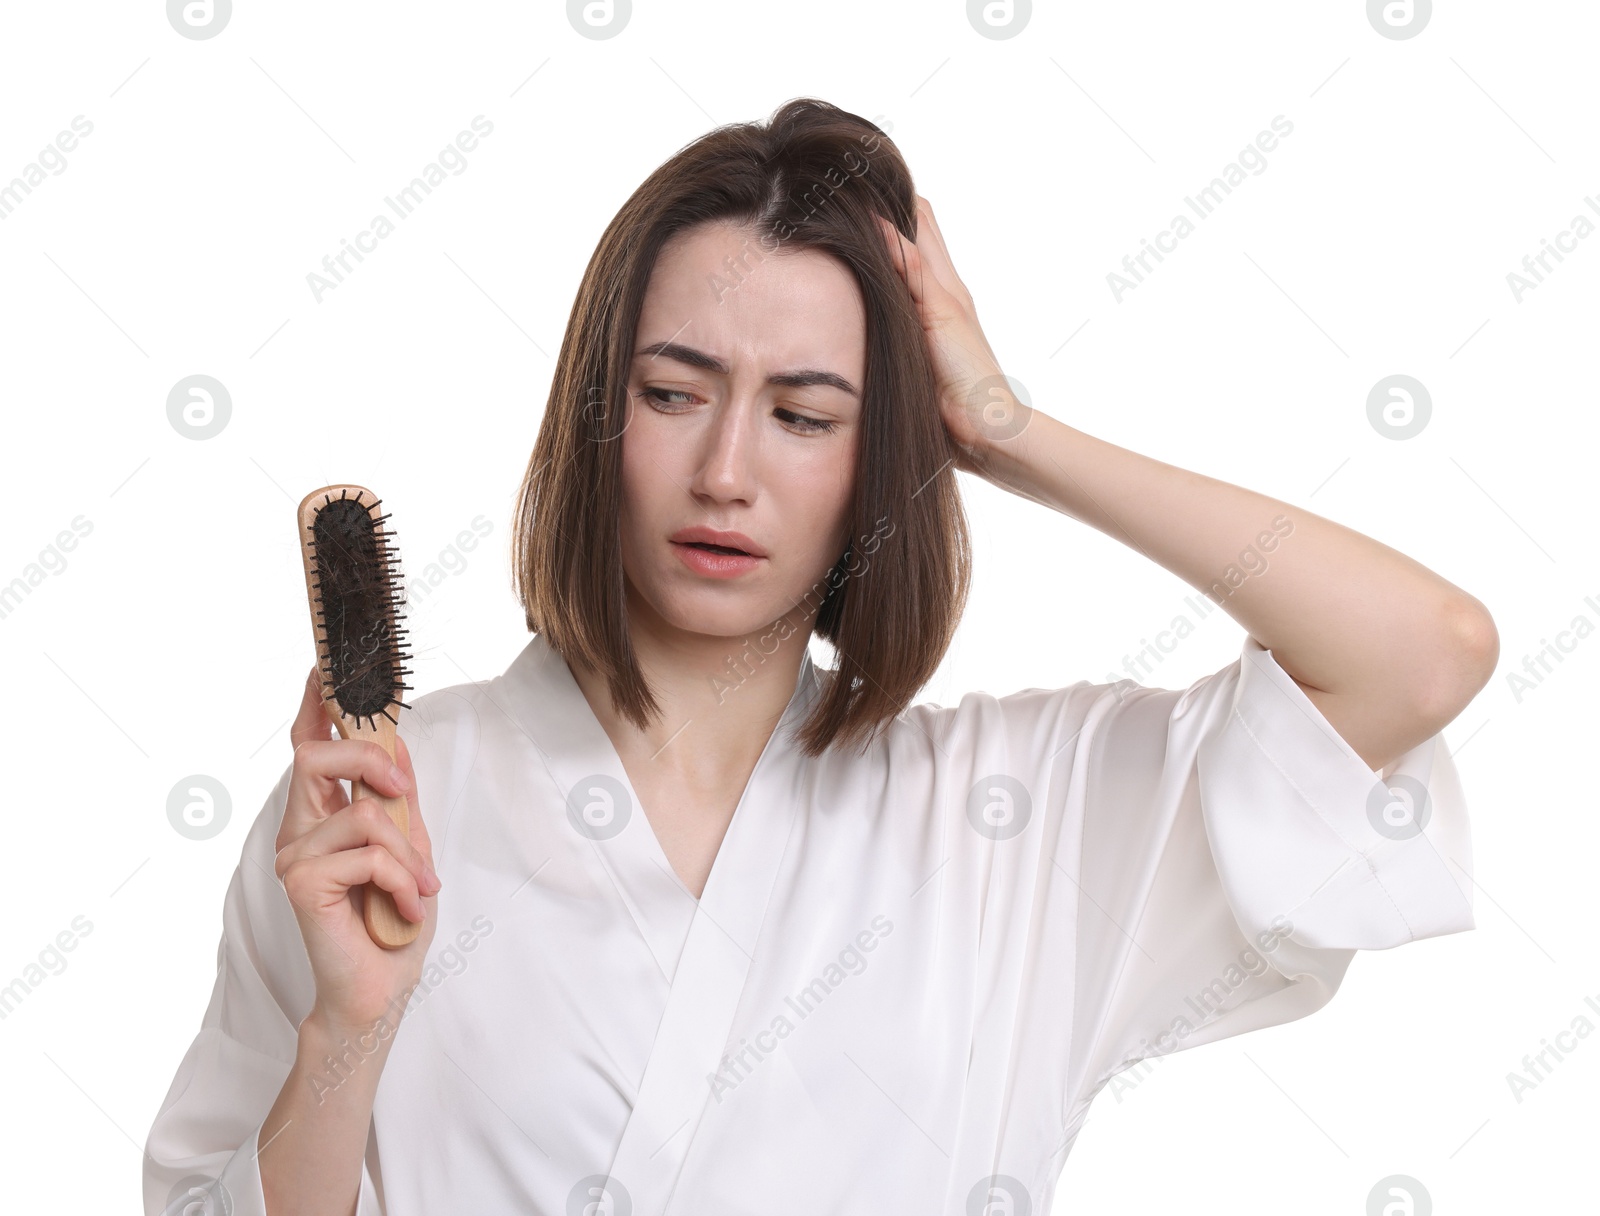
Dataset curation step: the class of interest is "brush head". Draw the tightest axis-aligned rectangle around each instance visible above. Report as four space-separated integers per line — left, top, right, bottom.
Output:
301 486 413 729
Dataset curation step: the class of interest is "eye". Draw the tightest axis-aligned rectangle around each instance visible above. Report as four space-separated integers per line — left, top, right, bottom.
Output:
776 407 838 435
640 387 696 410
641 387 839 436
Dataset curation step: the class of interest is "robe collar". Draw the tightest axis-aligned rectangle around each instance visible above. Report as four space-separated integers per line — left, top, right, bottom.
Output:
501 631 825 1211
500 629 823 978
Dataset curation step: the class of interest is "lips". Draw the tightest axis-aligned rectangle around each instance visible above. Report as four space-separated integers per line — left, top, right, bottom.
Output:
668 526 767 558
681 542 748 555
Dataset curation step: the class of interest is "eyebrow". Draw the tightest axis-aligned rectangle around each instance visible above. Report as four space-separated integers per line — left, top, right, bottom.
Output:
635 340 860 398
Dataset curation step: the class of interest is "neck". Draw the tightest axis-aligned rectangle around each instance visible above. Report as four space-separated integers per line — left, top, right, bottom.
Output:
565 608 815 789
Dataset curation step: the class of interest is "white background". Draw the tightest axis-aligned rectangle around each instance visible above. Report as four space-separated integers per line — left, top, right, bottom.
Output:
1 1 1594 1211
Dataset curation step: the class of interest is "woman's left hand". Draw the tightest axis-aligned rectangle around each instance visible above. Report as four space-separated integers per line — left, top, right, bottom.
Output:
875 196 1029 479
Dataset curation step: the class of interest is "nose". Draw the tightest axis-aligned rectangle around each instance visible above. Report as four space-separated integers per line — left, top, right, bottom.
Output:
687 396 760 506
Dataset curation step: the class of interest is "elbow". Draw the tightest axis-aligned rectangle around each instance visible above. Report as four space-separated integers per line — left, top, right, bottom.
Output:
1415 595 1499 727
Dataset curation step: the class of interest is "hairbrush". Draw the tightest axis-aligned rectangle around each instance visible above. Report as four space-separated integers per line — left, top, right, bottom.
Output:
296 484 418 949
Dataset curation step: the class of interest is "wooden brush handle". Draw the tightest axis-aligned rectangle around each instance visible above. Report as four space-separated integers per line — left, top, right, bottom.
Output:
327 704 420 949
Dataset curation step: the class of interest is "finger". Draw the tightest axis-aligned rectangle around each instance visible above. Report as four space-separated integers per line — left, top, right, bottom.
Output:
876 214 914 285
281 667 340 852
892 225 958 329
913 196 955 270
285 737 412 842
878 216 925 308
393 735 437 875
286 844 428 925
279 797 435 898
290 664 333 753
910 197 970 306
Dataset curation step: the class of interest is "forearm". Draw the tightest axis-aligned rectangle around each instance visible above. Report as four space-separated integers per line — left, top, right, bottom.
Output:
872 193 1494 764
975 408 1496 715
259 1011 393 1216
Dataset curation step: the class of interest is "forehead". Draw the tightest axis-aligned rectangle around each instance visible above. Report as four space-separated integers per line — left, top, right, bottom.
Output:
635 221 866 373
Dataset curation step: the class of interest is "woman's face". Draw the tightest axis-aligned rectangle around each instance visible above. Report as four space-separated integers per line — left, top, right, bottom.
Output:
618 220 865 643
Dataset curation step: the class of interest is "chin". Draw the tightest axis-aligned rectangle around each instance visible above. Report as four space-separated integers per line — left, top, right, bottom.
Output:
624 575 760 638
660 599 776 641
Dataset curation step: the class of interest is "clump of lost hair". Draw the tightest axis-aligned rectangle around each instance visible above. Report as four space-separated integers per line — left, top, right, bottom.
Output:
511 97 971 757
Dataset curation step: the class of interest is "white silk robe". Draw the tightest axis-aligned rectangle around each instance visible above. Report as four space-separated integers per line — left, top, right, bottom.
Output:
144 631 1474 1215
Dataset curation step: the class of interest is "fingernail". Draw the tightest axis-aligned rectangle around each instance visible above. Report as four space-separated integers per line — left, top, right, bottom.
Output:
390 764 410 791
425 861 441 891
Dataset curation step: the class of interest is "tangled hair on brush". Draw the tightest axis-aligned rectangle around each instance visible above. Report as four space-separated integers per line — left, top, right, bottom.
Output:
511 97 972 758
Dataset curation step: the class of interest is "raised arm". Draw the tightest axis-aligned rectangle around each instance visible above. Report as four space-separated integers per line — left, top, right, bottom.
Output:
876 197 1498 773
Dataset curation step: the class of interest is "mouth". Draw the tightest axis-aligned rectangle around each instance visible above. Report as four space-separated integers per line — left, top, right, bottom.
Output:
674 541 754 556
669 535 766 578
668 527 768 558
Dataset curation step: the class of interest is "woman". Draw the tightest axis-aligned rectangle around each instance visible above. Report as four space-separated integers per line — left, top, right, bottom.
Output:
144 99 1496 1216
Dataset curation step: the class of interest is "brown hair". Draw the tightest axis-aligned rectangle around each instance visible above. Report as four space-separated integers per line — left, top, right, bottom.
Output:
511 97 972 757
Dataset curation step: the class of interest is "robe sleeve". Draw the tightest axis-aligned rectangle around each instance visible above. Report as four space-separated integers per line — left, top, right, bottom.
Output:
1048 634 1475 1121
142 761 386 1216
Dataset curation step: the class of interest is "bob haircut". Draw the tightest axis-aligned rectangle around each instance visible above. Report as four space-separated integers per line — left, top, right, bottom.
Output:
512 97 972 758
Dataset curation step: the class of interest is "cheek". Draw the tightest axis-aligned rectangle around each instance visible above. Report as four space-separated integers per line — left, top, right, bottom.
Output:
616 444 649 563
821 434 859 516
618 420 665 521
618 412 693 565
789 446 856 552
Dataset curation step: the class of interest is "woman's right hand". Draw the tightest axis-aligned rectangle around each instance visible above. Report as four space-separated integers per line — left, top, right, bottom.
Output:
274 665 442 1034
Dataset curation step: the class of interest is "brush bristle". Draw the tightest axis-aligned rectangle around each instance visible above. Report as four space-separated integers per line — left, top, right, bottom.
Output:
309 492 413 725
